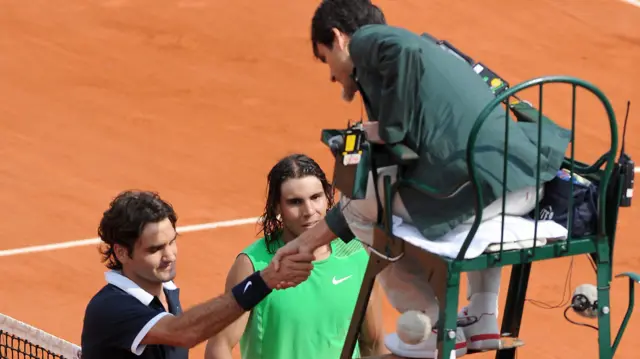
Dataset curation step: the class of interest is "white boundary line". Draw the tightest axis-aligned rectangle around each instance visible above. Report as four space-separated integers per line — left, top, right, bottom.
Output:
622 0 640 8
0 216 260 257
2 168 638 257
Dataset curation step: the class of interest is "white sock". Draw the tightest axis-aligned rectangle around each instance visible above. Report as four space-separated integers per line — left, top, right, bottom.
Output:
466 267 501 316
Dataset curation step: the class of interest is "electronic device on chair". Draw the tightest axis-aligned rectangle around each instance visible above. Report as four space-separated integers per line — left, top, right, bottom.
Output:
619 101 635 208
323 120 372 200
340 121 366 166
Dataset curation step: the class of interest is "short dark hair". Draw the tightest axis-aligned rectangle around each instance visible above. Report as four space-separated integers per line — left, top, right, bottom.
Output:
259 154 335 254
311 0 387 58
98 190 178 270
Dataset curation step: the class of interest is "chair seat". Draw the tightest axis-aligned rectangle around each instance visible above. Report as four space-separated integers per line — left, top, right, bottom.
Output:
373 218 597 272
453 236 598 271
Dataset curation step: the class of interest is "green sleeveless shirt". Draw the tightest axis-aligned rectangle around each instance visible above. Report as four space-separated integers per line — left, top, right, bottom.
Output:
239 235 369 359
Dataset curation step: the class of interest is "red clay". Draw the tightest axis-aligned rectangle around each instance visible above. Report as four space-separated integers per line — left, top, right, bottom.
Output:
1 0 638 358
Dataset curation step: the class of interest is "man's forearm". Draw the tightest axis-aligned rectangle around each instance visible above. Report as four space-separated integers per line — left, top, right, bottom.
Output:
323 206 356 243
165 292 245 348
298 217 343 251
150 271 273 348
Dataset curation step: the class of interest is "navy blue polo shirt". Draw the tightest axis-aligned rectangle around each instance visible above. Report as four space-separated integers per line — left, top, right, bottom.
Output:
80 271 189 359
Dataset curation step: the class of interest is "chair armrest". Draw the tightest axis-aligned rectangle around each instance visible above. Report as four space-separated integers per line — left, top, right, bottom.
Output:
616 272 640 283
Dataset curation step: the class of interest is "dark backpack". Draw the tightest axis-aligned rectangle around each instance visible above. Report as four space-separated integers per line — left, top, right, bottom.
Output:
527 169 599 237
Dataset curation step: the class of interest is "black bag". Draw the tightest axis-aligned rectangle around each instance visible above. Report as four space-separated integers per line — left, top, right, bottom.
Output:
528 169 599 237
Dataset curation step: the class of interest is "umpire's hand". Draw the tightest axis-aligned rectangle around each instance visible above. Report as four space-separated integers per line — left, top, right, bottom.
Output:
261 253 314 290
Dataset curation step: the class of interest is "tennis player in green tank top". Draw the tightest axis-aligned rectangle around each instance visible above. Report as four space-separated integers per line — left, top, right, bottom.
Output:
204 154 388 359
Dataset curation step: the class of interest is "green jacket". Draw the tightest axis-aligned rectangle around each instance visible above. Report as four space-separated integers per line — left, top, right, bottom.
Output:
326 24 571 241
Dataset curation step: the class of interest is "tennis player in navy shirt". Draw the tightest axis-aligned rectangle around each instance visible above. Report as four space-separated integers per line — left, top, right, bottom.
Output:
80 190 315 359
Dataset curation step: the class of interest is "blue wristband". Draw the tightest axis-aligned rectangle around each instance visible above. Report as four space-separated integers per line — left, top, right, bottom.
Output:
232 271 273 311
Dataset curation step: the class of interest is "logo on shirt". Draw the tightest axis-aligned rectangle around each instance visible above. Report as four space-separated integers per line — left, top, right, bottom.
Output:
332 275 353 285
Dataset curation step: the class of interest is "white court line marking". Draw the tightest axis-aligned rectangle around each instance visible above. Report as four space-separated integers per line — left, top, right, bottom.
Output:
0 216 260 257
3 168 639 257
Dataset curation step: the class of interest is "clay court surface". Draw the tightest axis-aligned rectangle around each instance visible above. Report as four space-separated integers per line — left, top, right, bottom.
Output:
1 0 639 358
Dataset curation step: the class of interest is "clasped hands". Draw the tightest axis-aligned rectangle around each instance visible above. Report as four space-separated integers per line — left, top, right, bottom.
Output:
259 237 315 290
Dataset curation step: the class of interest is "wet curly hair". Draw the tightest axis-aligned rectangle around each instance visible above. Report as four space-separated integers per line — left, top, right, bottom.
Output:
259 154 335 254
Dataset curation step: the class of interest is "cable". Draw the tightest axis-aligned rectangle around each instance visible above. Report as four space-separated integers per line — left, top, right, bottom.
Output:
563 306 598 331
522 255 604 333
522 254 605 335
586 254 597 273
525 257 574 309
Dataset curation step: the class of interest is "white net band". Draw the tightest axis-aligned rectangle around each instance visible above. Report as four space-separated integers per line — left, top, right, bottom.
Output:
0 313 82 359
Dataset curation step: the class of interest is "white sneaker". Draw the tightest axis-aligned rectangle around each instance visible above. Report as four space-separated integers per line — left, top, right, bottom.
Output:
384 326 468 358
457 293 501 351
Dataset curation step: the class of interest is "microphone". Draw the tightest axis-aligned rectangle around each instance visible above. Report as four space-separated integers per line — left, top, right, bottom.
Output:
571 284 598 319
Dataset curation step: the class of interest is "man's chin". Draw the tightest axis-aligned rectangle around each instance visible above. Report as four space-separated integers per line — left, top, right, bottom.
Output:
156 269 177 282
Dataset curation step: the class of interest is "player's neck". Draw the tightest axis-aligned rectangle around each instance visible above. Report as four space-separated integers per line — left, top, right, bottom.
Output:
121 268 165 300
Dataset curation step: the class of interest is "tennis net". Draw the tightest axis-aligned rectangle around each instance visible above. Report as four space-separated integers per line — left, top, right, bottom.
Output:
0 313 81 359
